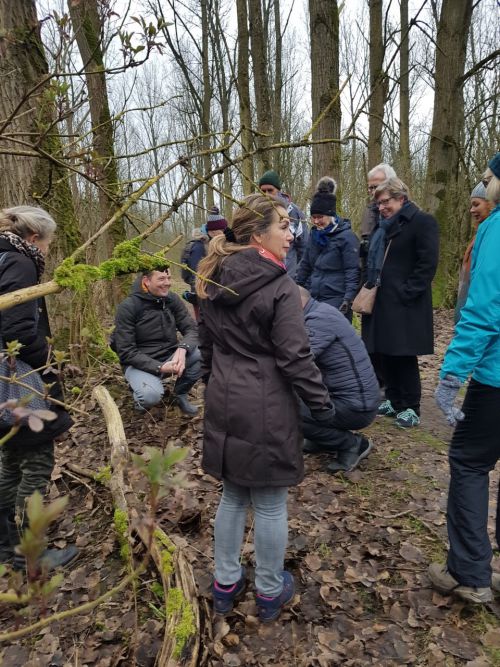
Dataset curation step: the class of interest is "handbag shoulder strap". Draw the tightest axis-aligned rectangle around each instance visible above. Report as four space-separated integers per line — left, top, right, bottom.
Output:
381 240 392 268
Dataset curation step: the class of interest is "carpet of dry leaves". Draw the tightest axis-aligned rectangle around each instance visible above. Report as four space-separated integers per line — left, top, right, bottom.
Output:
1 309 500 667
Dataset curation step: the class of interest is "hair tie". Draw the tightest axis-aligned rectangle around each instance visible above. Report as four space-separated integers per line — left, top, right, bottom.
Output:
224 227 236 243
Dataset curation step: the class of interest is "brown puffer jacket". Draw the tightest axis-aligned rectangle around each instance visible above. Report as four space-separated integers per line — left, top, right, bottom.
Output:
198 248 332 488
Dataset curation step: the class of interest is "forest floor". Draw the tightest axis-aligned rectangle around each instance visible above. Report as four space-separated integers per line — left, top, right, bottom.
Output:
2 309 500 667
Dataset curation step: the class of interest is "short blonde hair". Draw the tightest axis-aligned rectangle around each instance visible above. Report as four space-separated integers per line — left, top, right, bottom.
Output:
374 177 410 200
483 168 500 205
0 206 57 239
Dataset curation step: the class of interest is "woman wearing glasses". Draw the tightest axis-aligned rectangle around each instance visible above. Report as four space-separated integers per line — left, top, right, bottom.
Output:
361 178 439 429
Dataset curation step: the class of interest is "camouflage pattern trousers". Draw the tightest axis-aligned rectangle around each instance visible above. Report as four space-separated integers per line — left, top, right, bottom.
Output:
0 439 54 515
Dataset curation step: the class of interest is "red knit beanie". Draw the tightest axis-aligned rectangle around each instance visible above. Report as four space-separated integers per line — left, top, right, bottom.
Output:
206 206 228 231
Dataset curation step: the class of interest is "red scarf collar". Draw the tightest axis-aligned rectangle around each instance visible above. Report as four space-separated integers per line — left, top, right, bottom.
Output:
250 244 286 270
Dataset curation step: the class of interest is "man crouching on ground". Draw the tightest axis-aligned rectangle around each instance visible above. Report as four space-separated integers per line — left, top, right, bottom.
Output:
113 267 201 414
298 286 379 473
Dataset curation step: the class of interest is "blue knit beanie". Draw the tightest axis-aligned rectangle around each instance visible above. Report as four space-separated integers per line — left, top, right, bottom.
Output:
488 152 500 179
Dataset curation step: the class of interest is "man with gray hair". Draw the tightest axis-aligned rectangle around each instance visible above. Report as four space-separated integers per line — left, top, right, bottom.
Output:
360 163 397 240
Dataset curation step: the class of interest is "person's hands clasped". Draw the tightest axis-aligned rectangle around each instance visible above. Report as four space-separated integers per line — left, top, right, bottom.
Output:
435 374 465 427
160 347 187 377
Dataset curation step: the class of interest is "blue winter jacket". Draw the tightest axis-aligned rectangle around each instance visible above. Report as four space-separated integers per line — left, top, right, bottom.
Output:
304 298 380 412
296 217 360 308
441 203 500 387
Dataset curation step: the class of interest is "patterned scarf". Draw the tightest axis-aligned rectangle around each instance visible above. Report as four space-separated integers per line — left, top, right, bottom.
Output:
0 231 46 280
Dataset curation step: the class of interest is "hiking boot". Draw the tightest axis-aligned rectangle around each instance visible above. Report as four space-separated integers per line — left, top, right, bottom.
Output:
0 509 14 564
428 562 493 603
377 400 396 417
7 517 78 573
175 394 198 416
395 408 420 429
328 435 373 474
302 439 326 454
212 567 246 615
256 570 295 622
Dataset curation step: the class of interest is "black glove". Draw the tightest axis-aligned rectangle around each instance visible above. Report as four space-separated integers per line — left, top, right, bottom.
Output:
339 300 350 315
182 290 198 306
359 237 370 258
311 404 336 426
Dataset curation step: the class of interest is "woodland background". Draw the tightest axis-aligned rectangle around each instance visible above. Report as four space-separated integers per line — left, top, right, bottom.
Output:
1 1 500 665
0 0 499 340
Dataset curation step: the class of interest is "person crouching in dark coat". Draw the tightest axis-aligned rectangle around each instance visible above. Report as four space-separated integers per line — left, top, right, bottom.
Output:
296 177 360 321
298 287 379 473
196 194 336 622
0 206 76 570
113 267 201 415
361 178 439 429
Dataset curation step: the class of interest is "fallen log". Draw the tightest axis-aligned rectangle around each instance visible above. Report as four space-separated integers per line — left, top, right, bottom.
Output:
93 385 200 667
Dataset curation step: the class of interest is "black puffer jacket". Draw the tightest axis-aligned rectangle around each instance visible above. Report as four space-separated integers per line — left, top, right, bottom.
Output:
0 238 73 446
304 297 379 412
113 281 198 375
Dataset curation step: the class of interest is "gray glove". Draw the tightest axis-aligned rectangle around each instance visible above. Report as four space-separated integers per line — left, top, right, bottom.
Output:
435 374 465 427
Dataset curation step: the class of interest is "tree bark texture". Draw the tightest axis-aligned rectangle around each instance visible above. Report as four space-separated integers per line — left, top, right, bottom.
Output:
236 0 254 193
309 0 341 185
368 0 386 169
248 0 273 175
68 0 124 256
0 0 80 261
424 0 473 305
399 0 411 184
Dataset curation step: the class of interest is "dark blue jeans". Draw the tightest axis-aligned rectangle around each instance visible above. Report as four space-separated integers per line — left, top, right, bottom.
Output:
447 380 500 587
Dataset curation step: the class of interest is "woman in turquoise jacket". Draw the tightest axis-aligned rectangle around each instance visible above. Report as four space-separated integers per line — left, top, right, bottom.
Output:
429 152 500 604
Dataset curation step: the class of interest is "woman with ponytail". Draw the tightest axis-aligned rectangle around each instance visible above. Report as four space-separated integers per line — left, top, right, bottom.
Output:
296 177 360 321
195 193 335 622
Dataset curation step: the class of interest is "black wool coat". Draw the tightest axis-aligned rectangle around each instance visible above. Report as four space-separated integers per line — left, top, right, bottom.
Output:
0 238 73 446
361 202 439 356
198 248 332 488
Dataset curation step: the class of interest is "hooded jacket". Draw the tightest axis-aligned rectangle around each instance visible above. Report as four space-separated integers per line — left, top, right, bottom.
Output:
296 217 360 307
113 279 198 375
199 247 332 487
304 298 379 413
441 203 500 387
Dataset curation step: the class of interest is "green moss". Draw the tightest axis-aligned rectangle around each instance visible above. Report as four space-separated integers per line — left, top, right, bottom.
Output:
166 587 196 659
54 258 101 291
113 508 130 562
96 466 112 484
54 241 170 289
154 529 175 576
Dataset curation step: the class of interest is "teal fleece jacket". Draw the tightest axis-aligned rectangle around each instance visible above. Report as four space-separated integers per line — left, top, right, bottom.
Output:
441 203 500 387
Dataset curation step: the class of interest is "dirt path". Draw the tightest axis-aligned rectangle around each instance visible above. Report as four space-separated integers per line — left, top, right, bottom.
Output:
2 310 500 666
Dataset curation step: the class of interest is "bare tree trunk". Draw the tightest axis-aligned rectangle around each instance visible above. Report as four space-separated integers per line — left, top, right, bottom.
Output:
248 0 273 175
0 0 80 261
368 0 386 168
68 0 125 261
200 0 214 210
309 0 341 184
236 0 254 193
273 0 283 174
399 0 411 184
424 0 473 305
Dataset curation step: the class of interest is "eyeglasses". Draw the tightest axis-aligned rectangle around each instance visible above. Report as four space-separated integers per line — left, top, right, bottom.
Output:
376 196 394 207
